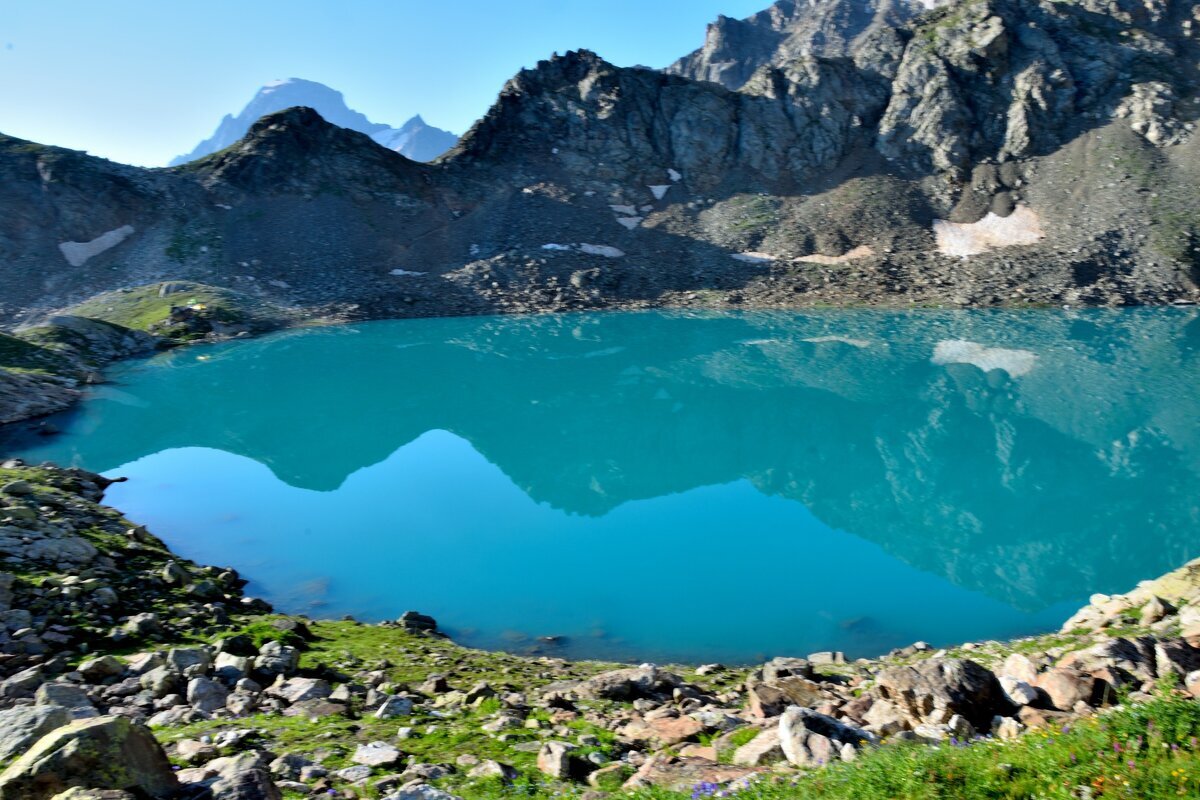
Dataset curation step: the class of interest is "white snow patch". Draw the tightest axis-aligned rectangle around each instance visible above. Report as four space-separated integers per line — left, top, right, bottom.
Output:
797 245 874 264
667 168 682 182
610 204 637 216
934 205 1044 257
58 225 135 267
215 203 233 210
932 340 1037 377
648 185 671 200
389 269 427 277
579 244 625 258
802 336 871 348
541 243 572 251
732 252 775 264
616 217 643 230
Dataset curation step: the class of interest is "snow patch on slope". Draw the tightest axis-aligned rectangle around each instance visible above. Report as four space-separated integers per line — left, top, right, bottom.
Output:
934 206 1044 257
58 225 136 267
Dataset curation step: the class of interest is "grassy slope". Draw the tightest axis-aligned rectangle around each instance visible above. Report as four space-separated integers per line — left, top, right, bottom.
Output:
65 281 286 333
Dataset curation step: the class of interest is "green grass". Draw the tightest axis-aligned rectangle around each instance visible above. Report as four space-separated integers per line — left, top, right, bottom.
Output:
65 282 280 334
0 332 74 375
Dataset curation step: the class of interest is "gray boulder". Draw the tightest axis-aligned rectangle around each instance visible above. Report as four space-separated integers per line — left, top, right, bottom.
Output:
0 716 178 800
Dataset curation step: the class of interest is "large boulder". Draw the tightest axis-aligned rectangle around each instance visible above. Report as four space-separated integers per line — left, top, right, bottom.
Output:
574 666 680 700
0 716 178 800
778 707 875 767
871 659 1006 730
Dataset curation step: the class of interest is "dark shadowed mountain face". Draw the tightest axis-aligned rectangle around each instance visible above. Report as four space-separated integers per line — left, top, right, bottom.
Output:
168 78 457 166
1 0 1199 327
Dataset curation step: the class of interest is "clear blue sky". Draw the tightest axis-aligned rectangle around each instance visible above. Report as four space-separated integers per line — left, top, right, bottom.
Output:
0 0 767 167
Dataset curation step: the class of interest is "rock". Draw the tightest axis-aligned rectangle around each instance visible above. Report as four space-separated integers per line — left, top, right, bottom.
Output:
1141 596 1174 626
999 654 1040 685
0 716 178 800
209 752 282 800
266 677 331 704
872 659 1005 729
352 742 402 769
34 684 97 720
120 614 161 637
165 648 211 676
268 754 311 780
76 657 124 683
807 652 846 666
1 482 33 497
760 657 813 683
575 666 680 700
382 784 462 800
622 756 759 791
213 653 251 682
778 706 875 767
731 728 784 766
253 642 298 678
334 765 372 784
862 698 907 736
998 676 1038 707
175 739 219 765
397 611 438 633
374 696 414 719
466 761 516 781
0 706 71 762
536 742 575 779
186 677 229 714
1035 668 1096 712
992 715 1024 740
619 713 703 746
1 667 45 699
747 676 827 718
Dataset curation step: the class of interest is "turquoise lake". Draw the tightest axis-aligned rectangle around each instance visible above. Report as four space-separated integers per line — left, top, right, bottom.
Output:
7 309 1200 664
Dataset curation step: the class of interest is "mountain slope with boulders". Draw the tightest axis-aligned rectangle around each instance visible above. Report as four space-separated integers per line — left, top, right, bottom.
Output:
1 0 1199 328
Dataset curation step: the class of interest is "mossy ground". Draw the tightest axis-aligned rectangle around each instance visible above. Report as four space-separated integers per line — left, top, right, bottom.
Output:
65 282 284 335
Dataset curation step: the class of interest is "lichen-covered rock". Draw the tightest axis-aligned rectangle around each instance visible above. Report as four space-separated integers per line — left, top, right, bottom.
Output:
0 716 178 800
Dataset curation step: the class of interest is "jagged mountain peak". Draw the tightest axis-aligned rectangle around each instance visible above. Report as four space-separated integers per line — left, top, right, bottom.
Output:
169 78 457 166
667 0 942 89
179 106 429 195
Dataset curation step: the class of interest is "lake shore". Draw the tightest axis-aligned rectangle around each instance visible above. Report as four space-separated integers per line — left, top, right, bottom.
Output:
0 460 1199 799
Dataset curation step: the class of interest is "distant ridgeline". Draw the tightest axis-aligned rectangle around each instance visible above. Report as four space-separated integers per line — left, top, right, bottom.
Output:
1 0 1199 324
168 78 459 165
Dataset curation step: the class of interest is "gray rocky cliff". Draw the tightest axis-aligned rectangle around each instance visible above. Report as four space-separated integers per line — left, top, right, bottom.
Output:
1 0 1199 325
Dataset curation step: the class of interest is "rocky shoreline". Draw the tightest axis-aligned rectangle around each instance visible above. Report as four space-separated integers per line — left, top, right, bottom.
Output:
0 461 1196 799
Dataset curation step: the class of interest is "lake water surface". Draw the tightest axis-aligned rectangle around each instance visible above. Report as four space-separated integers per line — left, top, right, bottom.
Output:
9 309 1200 663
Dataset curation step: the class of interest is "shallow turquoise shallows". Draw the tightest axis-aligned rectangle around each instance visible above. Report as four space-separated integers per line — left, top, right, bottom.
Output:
8 309 1200 663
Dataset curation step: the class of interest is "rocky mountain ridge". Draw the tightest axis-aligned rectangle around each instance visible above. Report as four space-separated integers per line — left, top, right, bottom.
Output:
1 0 1199 329
168 78 458 165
